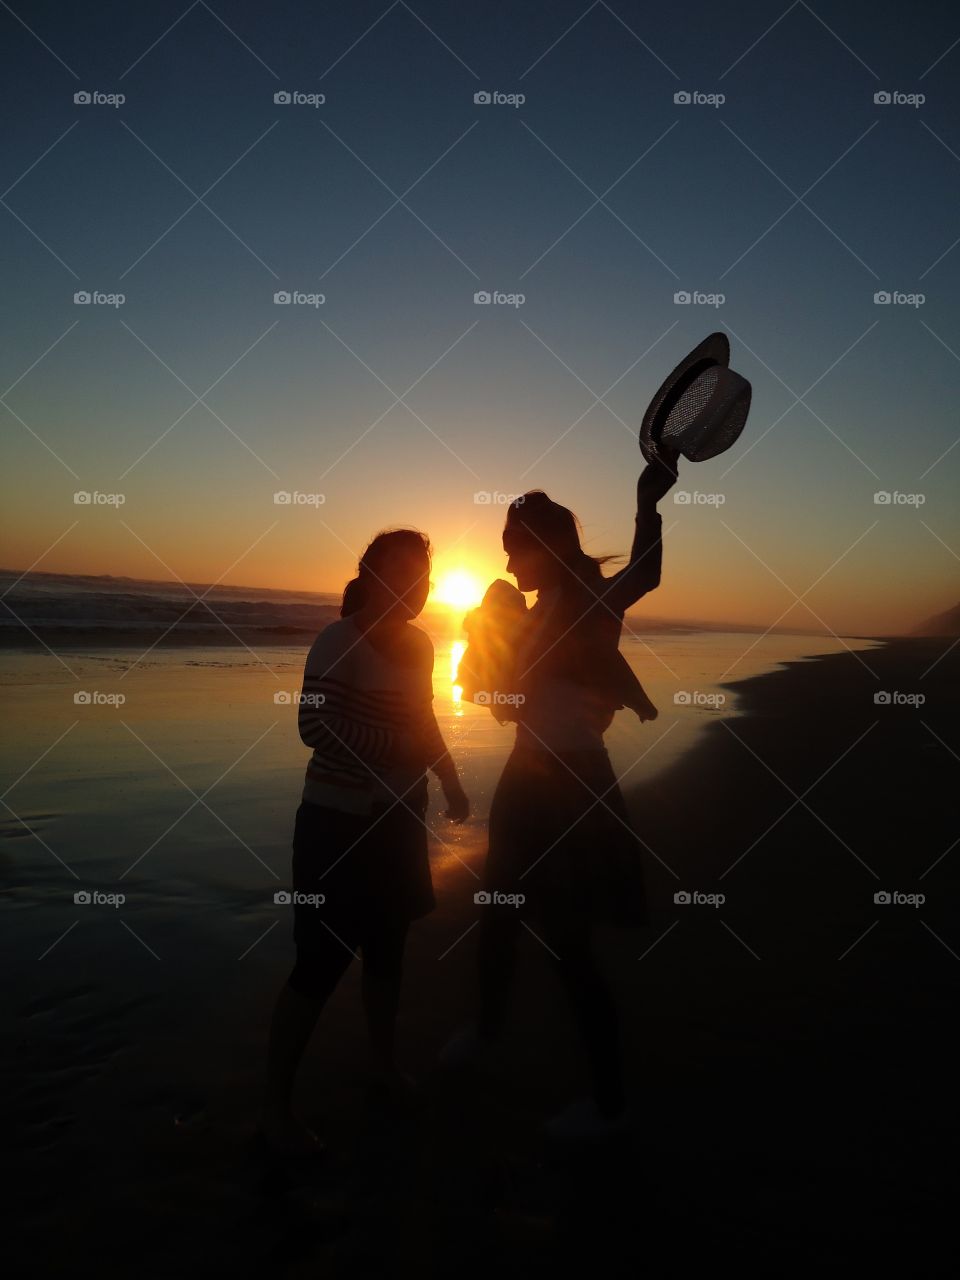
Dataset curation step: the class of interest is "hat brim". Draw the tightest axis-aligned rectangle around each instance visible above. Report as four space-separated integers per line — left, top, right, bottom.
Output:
640 332 730 466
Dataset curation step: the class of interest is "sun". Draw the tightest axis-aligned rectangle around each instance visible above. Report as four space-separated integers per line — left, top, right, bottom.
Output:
432 568 484 611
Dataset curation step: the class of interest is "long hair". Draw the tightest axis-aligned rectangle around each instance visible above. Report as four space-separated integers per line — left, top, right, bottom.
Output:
503 491 619 600
503 492 622 680
340 528 432 618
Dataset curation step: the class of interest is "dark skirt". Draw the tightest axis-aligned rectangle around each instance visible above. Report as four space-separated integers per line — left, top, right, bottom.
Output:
291 791 435 946
484 745 649 928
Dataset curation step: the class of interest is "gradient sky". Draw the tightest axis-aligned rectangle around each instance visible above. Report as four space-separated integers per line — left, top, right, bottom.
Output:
2 0 959 635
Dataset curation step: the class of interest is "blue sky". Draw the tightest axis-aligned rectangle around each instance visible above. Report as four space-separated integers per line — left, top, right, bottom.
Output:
2 0 959 633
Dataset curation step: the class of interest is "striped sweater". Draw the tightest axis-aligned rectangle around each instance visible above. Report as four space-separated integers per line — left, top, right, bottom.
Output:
298 617 451 815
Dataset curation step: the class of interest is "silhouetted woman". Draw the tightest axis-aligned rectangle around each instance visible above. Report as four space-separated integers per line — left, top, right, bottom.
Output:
443 452 679 1140
259 528 469 1154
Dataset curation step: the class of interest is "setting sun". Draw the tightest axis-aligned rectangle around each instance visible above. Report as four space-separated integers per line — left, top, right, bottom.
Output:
432 569 484 611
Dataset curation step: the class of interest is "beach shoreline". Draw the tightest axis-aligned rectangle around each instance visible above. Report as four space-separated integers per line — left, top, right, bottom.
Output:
8 634 957 1273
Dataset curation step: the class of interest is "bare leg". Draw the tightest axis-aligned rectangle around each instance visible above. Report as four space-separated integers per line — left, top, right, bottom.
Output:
478 904 522 1041
362 919 413 1099
362 968 402 1074
260 939 352 1146
542 909 625 1119
259 984 327 1145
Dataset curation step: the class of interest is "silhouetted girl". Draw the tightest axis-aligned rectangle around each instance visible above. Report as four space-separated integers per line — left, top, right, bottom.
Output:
259 528 469 1154
443 454 678 1140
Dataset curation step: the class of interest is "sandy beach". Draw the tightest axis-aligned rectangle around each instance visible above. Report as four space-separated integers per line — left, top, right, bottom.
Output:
6 631 957 1274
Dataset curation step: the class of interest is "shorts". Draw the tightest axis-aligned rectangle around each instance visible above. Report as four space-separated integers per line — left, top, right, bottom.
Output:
290 792 436 953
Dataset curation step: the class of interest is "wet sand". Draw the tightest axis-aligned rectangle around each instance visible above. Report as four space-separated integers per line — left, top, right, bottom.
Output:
7 635 958 1274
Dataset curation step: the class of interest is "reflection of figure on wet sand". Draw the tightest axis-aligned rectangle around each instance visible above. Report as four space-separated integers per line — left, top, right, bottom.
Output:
443 454 679 1140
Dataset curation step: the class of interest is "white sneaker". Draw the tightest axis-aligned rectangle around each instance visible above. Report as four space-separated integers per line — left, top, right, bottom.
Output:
437 1022 498 1071
543 1096 634 1142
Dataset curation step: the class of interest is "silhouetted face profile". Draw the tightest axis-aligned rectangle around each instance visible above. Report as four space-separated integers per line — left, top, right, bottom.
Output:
503 531 556 593
503 493 579 593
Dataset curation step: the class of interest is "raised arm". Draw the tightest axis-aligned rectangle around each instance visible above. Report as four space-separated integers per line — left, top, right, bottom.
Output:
603 453 679 616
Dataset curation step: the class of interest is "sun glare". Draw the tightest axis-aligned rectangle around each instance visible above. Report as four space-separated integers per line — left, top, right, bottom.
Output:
450 639 466 709
433 569 484 611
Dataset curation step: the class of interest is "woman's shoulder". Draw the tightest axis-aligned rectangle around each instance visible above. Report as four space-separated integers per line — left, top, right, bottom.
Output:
305 618 357 670
398 623 434 667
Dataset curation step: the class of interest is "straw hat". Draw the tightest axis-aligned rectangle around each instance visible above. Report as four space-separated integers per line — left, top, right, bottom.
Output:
639 332 751 465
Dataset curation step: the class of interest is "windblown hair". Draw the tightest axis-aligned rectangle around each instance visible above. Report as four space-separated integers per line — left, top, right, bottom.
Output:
503 491 619 600
340 527 432 618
